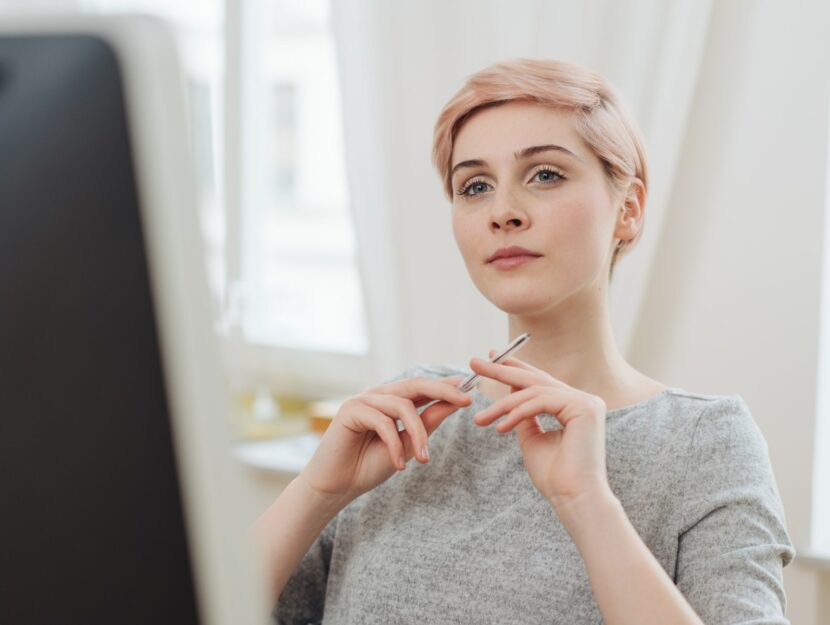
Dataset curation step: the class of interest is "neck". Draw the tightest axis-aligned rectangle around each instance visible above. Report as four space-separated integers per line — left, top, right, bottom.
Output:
500 290 639 401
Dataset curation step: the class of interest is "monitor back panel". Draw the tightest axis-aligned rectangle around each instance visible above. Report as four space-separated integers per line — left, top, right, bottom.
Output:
0 34 200 625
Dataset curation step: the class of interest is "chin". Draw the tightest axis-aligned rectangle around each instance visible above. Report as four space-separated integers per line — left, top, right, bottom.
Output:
482 283 558 316
493 299 553 316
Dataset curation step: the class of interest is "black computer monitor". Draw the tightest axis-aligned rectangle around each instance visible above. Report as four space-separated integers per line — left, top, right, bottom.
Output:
0 16 265 625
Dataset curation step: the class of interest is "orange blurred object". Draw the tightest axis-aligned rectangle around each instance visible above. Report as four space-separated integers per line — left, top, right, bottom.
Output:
306 398 343 434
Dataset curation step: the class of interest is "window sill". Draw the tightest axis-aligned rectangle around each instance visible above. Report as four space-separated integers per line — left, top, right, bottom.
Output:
794 548 830 572
233 433 319 479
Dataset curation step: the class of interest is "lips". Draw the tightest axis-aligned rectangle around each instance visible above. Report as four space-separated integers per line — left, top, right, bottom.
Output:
489 255 540 270
487 245 543 263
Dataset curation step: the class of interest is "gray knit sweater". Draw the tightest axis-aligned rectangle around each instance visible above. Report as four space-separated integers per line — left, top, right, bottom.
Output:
274 362 795 624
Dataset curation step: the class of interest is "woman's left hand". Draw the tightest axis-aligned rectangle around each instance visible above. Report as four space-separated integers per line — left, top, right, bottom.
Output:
470 351 612 510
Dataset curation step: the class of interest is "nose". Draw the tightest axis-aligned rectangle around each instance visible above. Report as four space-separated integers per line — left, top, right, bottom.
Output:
489 187 529 232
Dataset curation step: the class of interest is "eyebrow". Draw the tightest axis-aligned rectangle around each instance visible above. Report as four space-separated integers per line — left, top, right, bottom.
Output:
450 144 583 180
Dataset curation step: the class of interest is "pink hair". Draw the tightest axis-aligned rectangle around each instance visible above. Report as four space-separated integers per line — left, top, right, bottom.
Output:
431 58 648 276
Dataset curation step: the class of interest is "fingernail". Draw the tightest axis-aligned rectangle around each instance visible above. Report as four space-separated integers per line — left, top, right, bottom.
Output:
421 445 429 460
398 454 406 469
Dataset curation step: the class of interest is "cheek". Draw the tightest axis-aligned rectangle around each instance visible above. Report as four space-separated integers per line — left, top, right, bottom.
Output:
451 212 473 255
563 202 599 238
553 196 613 273
451 212 487 275
556 188 607 237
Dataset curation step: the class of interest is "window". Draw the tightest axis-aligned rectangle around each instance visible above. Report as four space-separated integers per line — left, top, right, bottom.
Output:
74 0 370 358
229 0 370 354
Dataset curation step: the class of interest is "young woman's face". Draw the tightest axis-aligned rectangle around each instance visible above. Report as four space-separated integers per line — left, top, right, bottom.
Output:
450 101 621 315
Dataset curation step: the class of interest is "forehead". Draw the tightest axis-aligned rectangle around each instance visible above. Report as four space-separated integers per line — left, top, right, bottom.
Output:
451 101 587 167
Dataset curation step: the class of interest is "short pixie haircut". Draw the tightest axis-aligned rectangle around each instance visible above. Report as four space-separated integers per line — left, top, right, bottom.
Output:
431 58 649 276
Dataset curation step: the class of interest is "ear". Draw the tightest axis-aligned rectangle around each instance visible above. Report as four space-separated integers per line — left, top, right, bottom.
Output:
615 178 646 244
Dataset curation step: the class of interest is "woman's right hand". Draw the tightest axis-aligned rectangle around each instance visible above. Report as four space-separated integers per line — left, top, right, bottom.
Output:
297 375 473 507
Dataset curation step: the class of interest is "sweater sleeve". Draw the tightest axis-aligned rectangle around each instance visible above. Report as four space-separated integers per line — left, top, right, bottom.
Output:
675 396 796 625
271 364 419 624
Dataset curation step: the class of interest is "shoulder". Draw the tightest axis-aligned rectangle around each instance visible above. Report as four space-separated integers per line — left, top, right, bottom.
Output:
662 390 773 481
616 389 772 493
677 392 785 521
650 389 766 452
683 392 769 459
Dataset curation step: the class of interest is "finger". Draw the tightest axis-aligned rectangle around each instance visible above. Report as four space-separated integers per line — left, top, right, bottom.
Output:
351 404 406 470
473 386 538 426
363 374 461 394
442 374 466 385
361 394 431 463
469 356 537 389
493 390 584 432
412 380 473 409
420 397 471 435
494 395 553 433
364 394 430 463
514 414 547 447
379 376 472 408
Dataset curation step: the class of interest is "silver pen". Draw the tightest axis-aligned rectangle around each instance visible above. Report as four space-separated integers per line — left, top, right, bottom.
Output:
457 332 532 393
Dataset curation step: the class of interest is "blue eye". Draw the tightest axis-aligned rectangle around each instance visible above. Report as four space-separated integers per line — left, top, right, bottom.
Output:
532 166 565 184
457 178 491 197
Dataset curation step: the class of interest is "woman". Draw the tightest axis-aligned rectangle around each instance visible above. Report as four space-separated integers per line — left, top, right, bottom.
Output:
256 58 795 625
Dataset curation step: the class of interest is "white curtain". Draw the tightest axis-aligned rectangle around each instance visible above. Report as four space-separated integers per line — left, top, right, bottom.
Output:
331 0 713 376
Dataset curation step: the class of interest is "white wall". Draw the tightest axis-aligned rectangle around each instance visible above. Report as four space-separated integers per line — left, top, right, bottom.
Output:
630 2 830 623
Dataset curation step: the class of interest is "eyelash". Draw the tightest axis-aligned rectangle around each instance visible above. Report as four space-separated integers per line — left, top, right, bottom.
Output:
455 166 566 198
